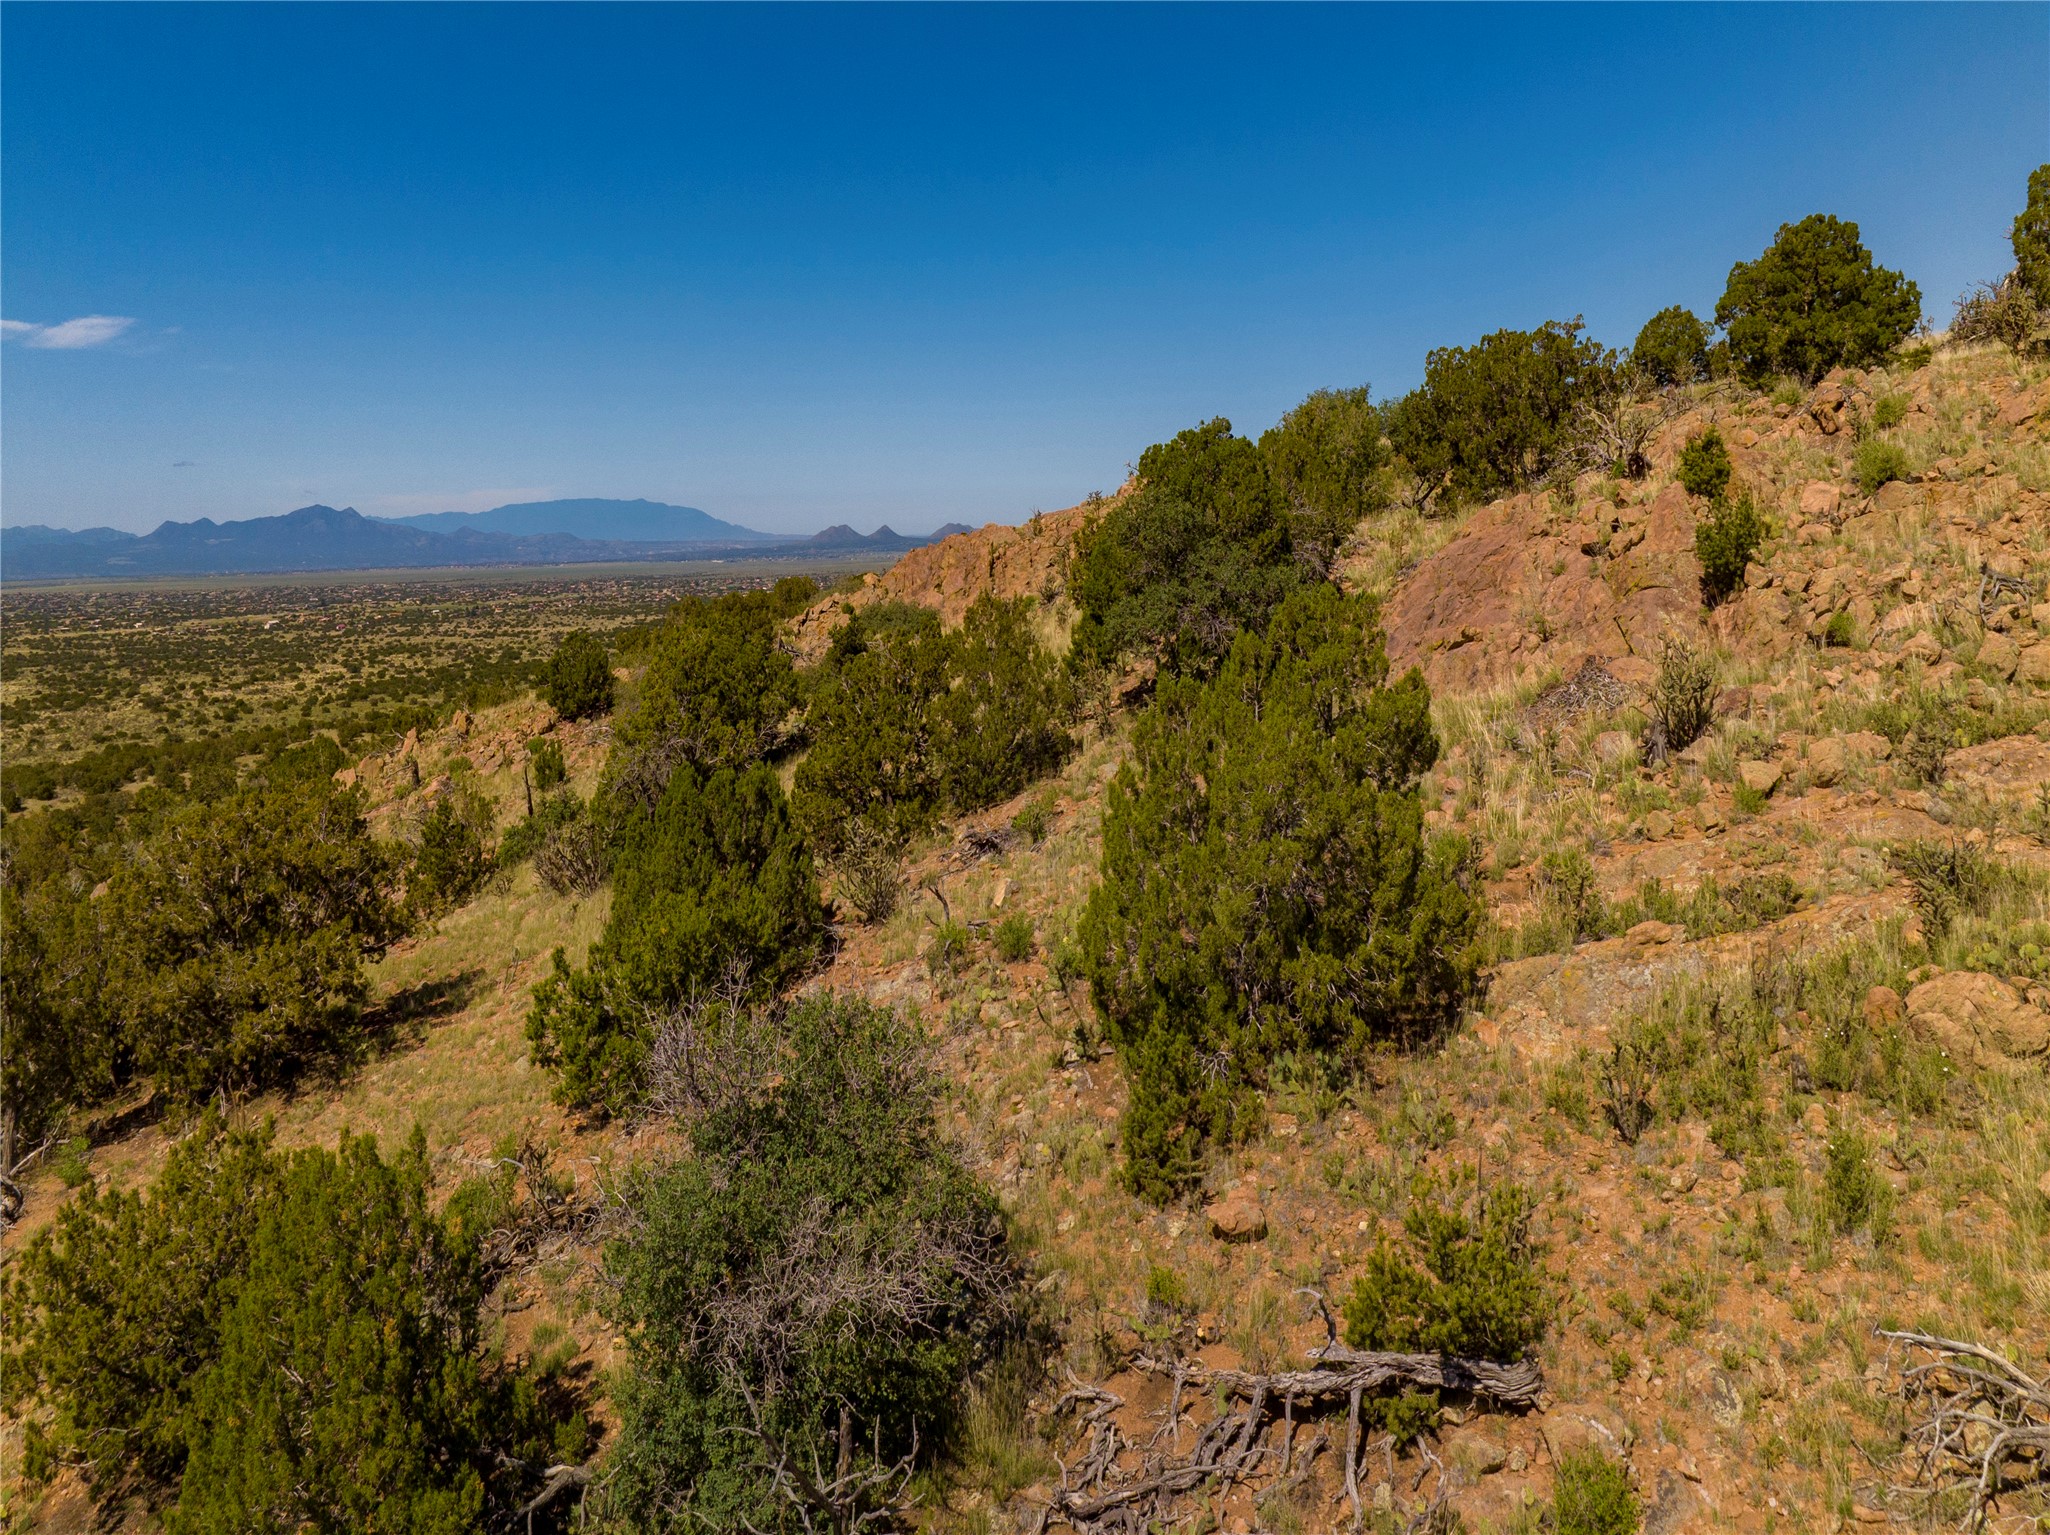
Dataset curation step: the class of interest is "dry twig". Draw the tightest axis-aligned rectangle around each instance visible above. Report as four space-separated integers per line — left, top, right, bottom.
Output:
1881 1328 2050 1530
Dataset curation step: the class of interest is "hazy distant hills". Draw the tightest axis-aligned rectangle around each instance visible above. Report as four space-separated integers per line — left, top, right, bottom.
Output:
0 499 977 580
376 498 772 543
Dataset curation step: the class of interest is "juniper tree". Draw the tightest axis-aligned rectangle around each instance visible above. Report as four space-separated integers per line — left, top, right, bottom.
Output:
1079 584 1481 1199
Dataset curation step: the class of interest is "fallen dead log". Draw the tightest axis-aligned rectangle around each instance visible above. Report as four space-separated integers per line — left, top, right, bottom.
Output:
1133 1348 1546 1409
1037 1333 1545 1533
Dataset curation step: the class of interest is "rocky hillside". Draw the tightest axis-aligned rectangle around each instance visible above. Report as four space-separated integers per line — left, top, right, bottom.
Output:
9 342 2048 1533
787 495 1110 660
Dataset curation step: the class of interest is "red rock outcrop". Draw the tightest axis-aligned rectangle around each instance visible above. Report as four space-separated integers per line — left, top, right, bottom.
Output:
788 496 1109 661
1376 483 1706 695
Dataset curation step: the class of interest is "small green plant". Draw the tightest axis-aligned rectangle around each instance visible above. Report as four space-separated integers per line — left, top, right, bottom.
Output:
1535 848 1606 945
1871 393 1908 431
1822 1123 1890 1238
927 920 972 977
1897 344 1933 371
1010 799 1053 845
51 1135 92 1190
1643 633 1717 762
1144 1263 1191 1320
1342 1177 1548 1363
1770 379 1805 408
1732 784 1769 818
1553 1446 1641 1535
1676 427 1733 502
527 736 567 792
992 913 1035 963
1854 438 1912 494
1888 839 1994 938
1822 611 1855 648
1695 493 1765 606
1609 1348 1634 1384
1601 1041 1656 1145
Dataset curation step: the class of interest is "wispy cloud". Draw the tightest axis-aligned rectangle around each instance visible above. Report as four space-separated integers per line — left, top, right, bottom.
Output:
172 460 197 469
3 315 139 349
368 486 558 516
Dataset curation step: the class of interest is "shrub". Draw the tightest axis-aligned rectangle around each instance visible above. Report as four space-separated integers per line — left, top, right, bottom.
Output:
1951 275 2041 351
0 876 116 1155
1010 799 1053 844
1642 633 1717 762
105 784 407 1102
527 763 824 1116
1079 585 1481 1199
1383 319 1618 510
410 788 493 918
794 604 953 853
927 920 972 978
496 782 598 893
1823 611 1855 648
528 735 567 791
1887 839 1993 938
832 818 906 924
1257 385 1390 567
1676 426 1733 502
930 596 1075 814
1821 1122 1889 1238
1871 392 1908 431
543 630 613 721
602 994 1019 1534
532 803 610 896
616 593 799 790
2015 163 2050 309
1554 1447 1640 1535
797 597 1072 854
0 1116 573 1519
1601 1041 1657 1145
993 914 1035 963
1068 419 1302 675
1715 214 1922 384
1536 848 1606 943
1854 438 1912 494
1632 305 1711 387
1342 1178 1548 1362
1695 493 1766 606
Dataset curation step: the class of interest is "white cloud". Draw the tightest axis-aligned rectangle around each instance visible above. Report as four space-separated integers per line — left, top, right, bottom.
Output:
3 314 138 349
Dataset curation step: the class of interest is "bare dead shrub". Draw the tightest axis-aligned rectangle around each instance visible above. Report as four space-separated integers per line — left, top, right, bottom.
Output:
534 812 609 895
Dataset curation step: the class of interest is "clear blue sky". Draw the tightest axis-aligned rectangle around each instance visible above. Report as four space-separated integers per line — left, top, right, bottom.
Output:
4 3 2044 536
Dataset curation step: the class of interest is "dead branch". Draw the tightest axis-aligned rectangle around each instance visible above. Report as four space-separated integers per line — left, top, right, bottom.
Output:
1881 1328 2050 1530
1574 392 1680 480
1036 1331 1544 1533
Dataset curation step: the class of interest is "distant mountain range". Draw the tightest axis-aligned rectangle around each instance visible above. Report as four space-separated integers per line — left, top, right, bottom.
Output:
0 499 976 580
374 497 771 543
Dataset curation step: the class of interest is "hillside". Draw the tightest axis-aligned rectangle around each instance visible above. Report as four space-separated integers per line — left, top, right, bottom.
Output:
7 342 2049 1533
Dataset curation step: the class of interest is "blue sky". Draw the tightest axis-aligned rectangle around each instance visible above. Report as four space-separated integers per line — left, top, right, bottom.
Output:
4 4 2044 537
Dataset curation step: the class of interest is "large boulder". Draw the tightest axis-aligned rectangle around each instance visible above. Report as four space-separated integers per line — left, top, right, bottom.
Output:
1205 1185 1268 1243
1380 486 1703 695
1906 972 2050 1072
